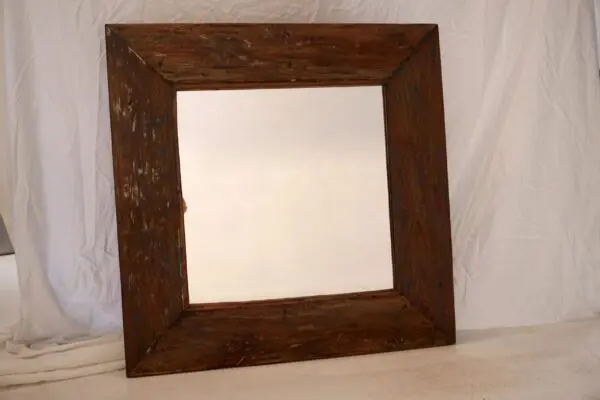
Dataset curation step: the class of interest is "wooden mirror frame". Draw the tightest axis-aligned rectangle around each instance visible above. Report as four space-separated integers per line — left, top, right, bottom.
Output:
105 23 455 378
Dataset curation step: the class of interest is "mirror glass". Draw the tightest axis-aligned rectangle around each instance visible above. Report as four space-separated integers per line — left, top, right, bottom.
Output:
177 87 393 303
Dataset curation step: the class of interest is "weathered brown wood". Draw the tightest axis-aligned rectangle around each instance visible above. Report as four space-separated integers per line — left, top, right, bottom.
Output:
106 23 434 90
130 291 448 376
106 29 188 373
383 27 455 341
105 23 455 378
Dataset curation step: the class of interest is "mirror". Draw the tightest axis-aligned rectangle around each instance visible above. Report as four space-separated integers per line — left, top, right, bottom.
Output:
177 87 393 303
108 23 455 376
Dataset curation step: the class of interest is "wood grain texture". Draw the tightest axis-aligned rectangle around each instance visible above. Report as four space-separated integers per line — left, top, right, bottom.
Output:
105 23 455 377
106 23 434 90
106 29 188 372
130 291 448 376
383 27 455 341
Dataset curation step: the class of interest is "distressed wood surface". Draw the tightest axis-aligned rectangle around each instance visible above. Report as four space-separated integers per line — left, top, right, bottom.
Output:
130 290 448 376
106 23 434 90
106 29 188 372
106 23 455 377
383 27 455 341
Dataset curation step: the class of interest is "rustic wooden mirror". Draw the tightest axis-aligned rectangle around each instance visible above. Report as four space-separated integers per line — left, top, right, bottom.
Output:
106 23 455 378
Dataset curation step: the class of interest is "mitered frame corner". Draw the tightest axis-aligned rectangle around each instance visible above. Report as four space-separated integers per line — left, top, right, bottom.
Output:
105 23 454 378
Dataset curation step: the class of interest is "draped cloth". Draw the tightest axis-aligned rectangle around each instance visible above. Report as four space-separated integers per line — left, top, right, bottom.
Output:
1 0 600 386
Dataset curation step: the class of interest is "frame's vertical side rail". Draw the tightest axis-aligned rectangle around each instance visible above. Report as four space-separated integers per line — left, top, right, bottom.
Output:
106 27 187 374
383 27 455 342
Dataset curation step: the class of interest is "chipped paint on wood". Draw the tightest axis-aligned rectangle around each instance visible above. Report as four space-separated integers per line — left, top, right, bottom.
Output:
106 23 453 378
106 27 187 373
106 23 435 90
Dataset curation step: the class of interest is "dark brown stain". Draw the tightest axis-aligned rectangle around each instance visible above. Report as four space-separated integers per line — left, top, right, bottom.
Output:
105 23 454 378
106 29 187 373
383 28 455 342
106 23 434 90
131 290 448 376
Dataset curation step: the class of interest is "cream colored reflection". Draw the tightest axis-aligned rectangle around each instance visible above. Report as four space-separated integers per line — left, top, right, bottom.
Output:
177 87 393 303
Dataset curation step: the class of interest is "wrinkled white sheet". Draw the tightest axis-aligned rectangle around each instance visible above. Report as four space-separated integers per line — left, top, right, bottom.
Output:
1 0 600 386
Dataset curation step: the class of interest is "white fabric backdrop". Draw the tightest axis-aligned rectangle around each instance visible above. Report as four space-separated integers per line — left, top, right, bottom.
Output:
1 0 600 386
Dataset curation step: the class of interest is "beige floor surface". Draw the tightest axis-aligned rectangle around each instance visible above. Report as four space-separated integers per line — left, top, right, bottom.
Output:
2 317 600 399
